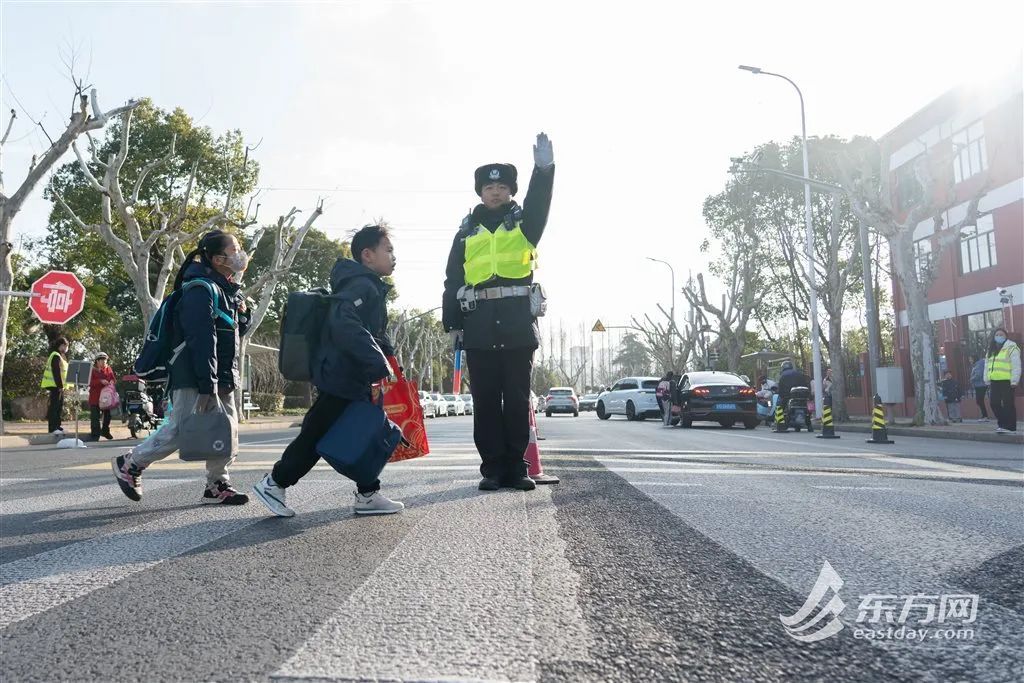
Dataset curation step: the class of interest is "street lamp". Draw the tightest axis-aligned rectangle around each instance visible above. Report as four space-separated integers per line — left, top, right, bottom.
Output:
738 64 823 418
646 257 676 370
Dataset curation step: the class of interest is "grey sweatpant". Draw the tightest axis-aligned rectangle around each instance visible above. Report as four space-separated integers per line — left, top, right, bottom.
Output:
128 388 238 485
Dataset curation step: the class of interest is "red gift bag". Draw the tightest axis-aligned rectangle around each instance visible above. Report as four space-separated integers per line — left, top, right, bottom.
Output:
381 358 430 462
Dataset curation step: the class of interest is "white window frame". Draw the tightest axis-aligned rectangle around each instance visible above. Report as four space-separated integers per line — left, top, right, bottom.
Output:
960 214 997 274
914 237 933 280
952 120 988 183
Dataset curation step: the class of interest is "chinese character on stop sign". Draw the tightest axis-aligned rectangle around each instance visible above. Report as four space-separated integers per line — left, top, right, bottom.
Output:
29 271 86 325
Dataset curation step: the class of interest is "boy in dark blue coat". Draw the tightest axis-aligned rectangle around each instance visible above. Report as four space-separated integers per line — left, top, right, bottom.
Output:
253 225 403 517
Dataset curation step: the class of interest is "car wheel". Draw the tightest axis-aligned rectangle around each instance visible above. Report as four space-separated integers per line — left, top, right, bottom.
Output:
573 412 579 417
626 401 636 421
670 417 680 426
794 425 802 432
546 411 552 418
680 417 693 428
597 402 610 420
744 419 758 429
719 420 735 429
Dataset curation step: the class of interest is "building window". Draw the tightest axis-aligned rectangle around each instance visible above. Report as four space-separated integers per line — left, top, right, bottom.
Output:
914 237 933 280
952 121 987 183
965 309 1005 359
960 213 997 274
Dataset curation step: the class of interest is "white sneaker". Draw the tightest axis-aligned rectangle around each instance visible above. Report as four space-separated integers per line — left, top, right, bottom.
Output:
252 474 295 517
995 427 1008 434
353 491 404 516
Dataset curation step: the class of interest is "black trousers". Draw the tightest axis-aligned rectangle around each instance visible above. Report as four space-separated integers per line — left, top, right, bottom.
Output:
989 381 1017 431
90 406 112 437
974 386 989 418
46 388 64 433
466 348 534 480
272 392 381 493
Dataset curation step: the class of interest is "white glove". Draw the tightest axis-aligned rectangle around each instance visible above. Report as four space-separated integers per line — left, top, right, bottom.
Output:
533 132 554 168
449 330 464 347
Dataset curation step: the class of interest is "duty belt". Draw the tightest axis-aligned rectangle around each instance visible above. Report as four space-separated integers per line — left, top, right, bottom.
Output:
476 285 530 300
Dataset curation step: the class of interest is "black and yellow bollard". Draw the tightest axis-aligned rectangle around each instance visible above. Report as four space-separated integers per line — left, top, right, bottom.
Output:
817 394 841 439
773 404 788 433
866 395 895 444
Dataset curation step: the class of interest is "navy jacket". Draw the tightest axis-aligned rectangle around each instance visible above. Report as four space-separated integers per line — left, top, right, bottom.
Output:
778 368 812 405
170 262 249 395
312 259 394 400
442 165 554 351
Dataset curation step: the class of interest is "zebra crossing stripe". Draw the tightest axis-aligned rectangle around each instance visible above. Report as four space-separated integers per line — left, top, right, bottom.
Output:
0 481 346 629
1 479 193 515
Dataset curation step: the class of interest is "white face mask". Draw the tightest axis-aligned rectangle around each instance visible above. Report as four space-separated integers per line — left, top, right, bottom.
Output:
224 250 250 274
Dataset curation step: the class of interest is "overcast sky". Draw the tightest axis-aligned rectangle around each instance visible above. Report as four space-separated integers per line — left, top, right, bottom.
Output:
2 0 1022 341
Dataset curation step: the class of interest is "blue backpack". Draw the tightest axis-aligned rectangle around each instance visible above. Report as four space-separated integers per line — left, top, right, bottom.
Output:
134 279 236 384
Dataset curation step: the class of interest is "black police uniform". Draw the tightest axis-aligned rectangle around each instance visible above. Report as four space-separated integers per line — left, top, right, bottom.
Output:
442 163 554 483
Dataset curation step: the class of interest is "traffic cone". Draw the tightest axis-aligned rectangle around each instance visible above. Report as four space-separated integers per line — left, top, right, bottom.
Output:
773 404 788 433
526 408 559 484
866 395 895 444
817 394 841 439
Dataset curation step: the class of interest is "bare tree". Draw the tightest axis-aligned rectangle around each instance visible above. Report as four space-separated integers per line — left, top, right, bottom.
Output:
50 106 255 324
0 88 138 433
836 139 989 425
682 265 764 373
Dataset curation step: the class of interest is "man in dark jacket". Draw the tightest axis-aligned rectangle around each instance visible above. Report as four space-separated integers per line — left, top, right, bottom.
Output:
777 359 813 431
253 224 403 518
443 133 555 491
113 230 251 505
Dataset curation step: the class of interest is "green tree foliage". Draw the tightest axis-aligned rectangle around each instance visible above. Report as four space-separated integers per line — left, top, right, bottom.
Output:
613 333 652 377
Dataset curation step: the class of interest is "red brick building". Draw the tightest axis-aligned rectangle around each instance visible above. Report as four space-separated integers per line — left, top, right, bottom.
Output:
881 63 1023 419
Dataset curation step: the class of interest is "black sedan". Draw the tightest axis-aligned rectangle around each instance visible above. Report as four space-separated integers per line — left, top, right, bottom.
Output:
676 371 758 429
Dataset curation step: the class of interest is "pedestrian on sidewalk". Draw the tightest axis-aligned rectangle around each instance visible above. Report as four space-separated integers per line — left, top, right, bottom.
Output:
822 367 834 398
253 224 404 518
970 355 990 421
40 336 69 436
939 371 963 423
984 328 1021 434
87 352 117 441
442 133 555 492
112 230 251 505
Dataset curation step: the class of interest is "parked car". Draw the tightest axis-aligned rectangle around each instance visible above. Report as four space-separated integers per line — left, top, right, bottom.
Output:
545 387 579 417
578 393 599 411
596 377 661 421
443 394 466 416
418 390 436 419
676 371 758 429
460 394 474 415
431 393 448 418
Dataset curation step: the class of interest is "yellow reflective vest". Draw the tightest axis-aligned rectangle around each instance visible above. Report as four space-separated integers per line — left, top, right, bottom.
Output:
40 351 68 389
987 340 1020 382
463 219 537 286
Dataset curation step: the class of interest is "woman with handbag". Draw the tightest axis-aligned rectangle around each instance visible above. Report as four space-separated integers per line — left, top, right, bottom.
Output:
87 352 117 441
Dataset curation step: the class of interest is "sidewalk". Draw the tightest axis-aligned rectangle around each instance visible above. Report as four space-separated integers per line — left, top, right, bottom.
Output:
0 415 301 450
836 415 1024 445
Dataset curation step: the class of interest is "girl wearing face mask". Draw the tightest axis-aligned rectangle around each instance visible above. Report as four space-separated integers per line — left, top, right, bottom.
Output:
113 229 252 505
983 328 1021 434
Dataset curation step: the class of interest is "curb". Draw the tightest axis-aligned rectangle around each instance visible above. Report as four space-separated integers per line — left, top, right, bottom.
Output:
0 419 300 450
834 424 1024 445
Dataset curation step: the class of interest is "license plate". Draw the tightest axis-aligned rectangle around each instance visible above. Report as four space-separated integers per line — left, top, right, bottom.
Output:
715 403 737 411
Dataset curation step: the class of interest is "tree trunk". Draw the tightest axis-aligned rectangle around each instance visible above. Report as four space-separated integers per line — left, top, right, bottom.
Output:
0 221 13 434
891 231 944 426
828 314 849 422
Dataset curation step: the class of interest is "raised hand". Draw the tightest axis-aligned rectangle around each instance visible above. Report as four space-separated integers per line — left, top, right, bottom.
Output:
533 132 554 168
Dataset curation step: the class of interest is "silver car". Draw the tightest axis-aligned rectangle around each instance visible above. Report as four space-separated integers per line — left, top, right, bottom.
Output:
545 387 579 417
460 394 474 415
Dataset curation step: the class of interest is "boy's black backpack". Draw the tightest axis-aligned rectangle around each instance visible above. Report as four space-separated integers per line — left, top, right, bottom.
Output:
134 279 235 384
279 288 343 382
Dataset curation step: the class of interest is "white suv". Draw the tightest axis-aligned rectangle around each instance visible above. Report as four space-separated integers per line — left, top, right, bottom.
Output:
596 377 661 421
545 387 579 417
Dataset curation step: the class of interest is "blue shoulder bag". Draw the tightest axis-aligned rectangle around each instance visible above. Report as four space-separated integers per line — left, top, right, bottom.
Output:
316 394 405 483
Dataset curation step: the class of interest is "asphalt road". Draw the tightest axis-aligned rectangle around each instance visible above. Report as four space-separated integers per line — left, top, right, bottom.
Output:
1 411 1021 682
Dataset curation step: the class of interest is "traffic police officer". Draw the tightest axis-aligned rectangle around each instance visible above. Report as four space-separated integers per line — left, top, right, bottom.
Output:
443 133 555 491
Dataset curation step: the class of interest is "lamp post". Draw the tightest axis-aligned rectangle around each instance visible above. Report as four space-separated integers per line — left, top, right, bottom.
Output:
738 64 823 418
646 256 676 370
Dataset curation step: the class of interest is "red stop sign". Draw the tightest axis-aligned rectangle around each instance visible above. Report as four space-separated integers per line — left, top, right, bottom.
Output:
29 271 87 325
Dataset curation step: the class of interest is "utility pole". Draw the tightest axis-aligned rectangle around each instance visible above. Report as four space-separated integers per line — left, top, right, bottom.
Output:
859 216 881 395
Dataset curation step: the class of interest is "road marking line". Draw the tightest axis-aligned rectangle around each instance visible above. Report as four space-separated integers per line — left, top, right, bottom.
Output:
273 483 540 682
0 481 345 630
631 482 705 487
1 479 193 516
0 479 44 487
811 486 895 490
